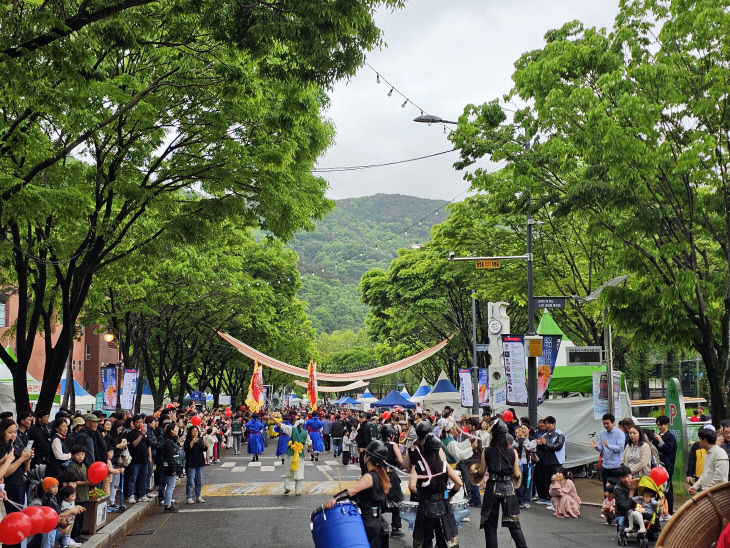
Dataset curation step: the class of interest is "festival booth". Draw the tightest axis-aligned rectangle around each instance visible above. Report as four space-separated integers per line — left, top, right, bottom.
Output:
0 347 43 407
421 372 460 413
409 379 431 403
338 396 362 409
372 390 415 410
58 378 96 410
399 387 411 400
357 389 377 411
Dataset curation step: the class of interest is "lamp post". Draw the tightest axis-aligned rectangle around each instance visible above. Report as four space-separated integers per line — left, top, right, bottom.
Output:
571 275 628 416
103 332 123 411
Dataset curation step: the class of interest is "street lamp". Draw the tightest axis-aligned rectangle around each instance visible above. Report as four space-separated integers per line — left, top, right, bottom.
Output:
571 275 628 416
413 114 458 125
104 332 123 411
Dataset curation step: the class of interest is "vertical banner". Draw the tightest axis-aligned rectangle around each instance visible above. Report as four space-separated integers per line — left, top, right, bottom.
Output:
245 358 264 413
459 369 473 408
592 371 621 419
307 359 318 410
120 368 138 410
502 335 528 404
478 368 489 405
537 335 562 403
666 378 688 487
101 365 118 411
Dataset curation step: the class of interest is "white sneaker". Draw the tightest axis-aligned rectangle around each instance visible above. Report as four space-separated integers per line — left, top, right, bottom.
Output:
196 497 205 503
186 497 195 504
546 504 555 511
66 541 82 548
138 496 152 502
126 496 136 504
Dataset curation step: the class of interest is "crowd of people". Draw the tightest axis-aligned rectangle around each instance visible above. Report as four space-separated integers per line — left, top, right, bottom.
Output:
0 401 728 548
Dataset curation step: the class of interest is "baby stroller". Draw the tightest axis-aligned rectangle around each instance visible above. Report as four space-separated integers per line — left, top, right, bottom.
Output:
617 476 663 548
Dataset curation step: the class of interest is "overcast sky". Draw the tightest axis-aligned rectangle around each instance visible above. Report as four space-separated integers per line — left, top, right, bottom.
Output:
318 0 620 201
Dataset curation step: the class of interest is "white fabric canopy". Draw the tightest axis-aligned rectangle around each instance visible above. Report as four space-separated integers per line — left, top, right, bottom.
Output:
421 372 460 412
293 379 369 393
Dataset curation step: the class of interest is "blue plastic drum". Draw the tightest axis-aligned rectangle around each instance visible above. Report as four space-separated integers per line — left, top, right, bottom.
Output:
310 502 370 548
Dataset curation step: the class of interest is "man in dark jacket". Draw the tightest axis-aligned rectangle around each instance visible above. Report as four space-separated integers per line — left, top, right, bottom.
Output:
534 415 565 504
75 414 105 468
356 413 372 474
652 415 677 518
331 416 345 458
28 410 53 466
613 465 635 534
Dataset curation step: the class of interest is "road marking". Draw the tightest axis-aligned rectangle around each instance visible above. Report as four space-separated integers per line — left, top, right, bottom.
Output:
178 506 294 512
325 461 340 466
232 467 246 473
248 462 261 467
260 466 275 472
318 465 332 472
221 462 235 468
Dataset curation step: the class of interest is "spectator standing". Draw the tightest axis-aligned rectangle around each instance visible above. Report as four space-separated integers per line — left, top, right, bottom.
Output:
651 415 677 518
535 416 565 505
591 413 625 490
688 427 729 495
230 414 243 455
145 416 160 494
29 410 53 467
183 425 206 504
322 414 332 453
621 426 651 479
356 413 372 474
47 417 73 478
330 415 345 458
513 424 536 509
125 414 152 504
160 423 180 513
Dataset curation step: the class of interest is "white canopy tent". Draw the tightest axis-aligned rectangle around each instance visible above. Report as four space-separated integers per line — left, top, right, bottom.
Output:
422 372 461 413
410 379 431 403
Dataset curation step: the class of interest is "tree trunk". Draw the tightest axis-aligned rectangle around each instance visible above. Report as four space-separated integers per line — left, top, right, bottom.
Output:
698 328 729 426
61 350 73 410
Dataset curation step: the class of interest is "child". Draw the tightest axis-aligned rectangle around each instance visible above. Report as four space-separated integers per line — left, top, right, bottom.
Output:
67 445 92 541
341 425 351 466
58 485 83 548
626 489 659 534
204 427 217 464
601 484 616 525
349 426 358 464
41 477 61 548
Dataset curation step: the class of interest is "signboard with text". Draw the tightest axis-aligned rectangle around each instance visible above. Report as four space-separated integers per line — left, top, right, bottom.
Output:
475 259 501 270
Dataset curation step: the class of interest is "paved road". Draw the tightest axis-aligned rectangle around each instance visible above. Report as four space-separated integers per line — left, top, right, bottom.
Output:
112 442 625 548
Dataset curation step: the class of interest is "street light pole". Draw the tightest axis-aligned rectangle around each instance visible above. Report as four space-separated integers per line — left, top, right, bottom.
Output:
526 207 538 427
471 295 480 415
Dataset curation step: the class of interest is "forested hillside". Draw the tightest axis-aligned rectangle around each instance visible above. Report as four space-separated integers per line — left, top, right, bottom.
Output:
291 194 447 333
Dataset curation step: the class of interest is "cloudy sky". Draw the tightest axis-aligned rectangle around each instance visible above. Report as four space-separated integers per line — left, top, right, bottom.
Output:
318 0 620 201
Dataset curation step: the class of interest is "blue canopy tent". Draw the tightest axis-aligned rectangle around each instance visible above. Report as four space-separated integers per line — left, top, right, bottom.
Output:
410 379 431 403
359 389 377 403
332 396 346 404
59 378 92 397
339 396 361 406
399 387 411 399
58 378 95 407
372 389 416 409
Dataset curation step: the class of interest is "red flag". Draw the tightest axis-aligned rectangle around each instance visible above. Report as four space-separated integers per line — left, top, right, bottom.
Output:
307 359 318 410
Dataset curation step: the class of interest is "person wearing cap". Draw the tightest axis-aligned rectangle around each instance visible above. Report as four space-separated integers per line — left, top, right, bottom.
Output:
75 413 105 469
478 420 527 548
688 427 729 495
407 427 462 548
272 414 311 495
380 424 405 538
324 440 393 547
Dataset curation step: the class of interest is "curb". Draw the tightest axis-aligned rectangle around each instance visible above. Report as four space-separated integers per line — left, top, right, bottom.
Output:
81 499 157 548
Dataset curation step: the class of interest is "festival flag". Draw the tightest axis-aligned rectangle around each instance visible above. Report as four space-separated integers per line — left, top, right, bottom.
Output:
245 358 264 413
307 358 318 410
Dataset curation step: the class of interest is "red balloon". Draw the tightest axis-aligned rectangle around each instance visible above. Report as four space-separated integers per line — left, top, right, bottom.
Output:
225 406 231 411
21 506 44 536
225 409 232 417
503 410 514 423
382 411 391 421
190 415 202 427
0 513 33 544
88 461 109 484
36 506 59 534
650 466 669 486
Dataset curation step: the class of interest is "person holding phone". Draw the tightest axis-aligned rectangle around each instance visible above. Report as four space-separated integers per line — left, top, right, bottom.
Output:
0 417 34 541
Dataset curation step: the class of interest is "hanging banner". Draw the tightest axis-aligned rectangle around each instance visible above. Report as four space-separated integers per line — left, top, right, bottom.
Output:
219 395 231 406
459 369 473 408
101 365 118 411
503 335 528 404
478 368 489 405
120 369 138 410
537 335 562 403
592 371 621 419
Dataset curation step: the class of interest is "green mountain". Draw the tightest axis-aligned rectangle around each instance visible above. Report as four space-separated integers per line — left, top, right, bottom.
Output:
291 194 448 333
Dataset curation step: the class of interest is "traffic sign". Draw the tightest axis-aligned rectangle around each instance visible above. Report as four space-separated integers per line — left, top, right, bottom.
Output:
191 390 204 404
533 296 566 309
475 344 489 352
475 259 501 270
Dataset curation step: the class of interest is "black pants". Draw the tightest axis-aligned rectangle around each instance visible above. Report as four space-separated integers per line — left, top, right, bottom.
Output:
323 434 331 452
601 467 620 491
665 475 674 514
535 463 558 500
360 452 368 475
342 450 350 466
482 501 527 548
362 514 389 548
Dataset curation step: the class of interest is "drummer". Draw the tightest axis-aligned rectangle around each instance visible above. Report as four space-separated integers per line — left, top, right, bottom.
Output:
477 420 527 548
408 429 462 548
324 440 392 547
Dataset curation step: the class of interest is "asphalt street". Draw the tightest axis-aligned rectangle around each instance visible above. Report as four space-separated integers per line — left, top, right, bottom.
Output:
112 441 626 548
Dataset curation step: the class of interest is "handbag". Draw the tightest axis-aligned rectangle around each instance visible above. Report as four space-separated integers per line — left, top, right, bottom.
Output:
120 448 132 467
529 451 539 464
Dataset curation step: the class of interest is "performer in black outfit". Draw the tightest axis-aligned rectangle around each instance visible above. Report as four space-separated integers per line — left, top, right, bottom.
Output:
380 424 405 538
478 420 527 548
325 440 392 548
408 430 462 548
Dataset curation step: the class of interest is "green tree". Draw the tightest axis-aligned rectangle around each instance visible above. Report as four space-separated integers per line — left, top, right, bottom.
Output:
450 0 730 420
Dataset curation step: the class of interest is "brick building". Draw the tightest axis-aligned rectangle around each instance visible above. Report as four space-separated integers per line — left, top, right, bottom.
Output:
0 291 119 394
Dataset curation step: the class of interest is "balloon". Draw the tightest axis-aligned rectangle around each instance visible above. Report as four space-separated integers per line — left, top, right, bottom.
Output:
36 506 59 534
21 506 44 536
88 461 109 483
240 405 246 410
225 409 232 417
0 513 33 544
225 406 231 411
382 411 391 421
650 466 669 486
190 415 202 427
503 410 514 423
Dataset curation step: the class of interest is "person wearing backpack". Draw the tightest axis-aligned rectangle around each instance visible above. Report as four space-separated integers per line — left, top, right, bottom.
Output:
161 423 181 513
